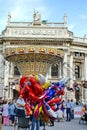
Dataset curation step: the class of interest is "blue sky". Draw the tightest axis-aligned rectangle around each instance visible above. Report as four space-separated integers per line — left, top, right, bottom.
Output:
0 0 87 37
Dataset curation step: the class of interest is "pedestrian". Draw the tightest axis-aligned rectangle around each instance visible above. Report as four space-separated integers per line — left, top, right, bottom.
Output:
13 95 26 130
15 95 26 117
66 99 72 121
30 114 40 130
0 115 2 130
2 100 10 126
0 99 3 130
61 100 66 120
8 99 15 126
70 99 74 119
82 103 86 115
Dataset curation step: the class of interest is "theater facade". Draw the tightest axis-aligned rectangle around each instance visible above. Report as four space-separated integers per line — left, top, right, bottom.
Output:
0 12 87 102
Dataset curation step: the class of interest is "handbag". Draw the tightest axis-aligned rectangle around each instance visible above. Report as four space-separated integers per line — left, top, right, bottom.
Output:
16 109 25 117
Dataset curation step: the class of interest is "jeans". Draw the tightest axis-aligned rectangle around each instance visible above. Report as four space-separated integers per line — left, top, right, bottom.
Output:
10 115 15 124
31 116 40 130
66 108 71 121
71 110 74 119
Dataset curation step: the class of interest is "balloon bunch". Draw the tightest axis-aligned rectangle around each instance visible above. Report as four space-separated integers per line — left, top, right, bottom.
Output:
73 82 80 92
18 74 70 121
73 82 80 103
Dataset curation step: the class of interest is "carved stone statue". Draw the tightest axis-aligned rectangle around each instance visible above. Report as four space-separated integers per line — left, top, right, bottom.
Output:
64 14 67 25
7 13 11 23
33 11 41 22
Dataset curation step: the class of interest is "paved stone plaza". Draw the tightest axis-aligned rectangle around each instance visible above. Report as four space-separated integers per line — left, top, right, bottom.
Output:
2 119 87 130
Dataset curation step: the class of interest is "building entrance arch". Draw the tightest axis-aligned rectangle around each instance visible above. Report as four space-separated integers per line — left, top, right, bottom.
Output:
4 46 63 76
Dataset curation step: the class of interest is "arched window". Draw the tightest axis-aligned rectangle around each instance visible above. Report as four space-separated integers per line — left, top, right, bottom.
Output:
14 66 20 75
75 65 80 79
51 64 58 77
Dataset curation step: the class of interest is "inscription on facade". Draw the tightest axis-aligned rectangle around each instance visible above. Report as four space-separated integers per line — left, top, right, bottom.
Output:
4 28 68 37
11 29 63 36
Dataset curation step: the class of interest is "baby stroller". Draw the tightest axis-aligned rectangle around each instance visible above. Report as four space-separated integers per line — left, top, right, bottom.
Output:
79 112 87 124
17 117 31 130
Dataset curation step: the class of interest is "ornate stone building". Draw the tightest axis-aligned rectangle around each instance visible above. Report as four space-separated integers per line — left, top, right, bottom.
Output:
0 12 87 102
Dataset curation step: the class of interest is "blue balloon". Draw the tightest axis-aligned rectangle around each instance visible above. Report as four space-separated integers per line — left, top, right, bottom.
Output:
45 88 56 101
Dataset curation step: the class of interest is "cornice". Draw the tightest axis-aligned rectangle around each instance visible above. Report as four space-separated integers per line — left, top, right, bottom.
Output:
2 36 73 43
73 36 87 46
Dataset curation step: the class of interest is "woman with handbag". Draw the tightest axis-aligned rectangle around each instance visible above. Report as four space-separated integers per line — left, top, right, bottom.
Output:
15 95 26 117
13 95 26 130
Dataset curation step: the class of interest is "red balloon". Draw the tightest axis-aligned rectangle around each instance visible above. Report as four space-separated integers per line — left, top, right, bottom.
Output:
56 88 65 95
25 103 32 116
20 76 28 87
28 77 43 95
29 92 39 101
48 97 61 105
29 77 37 86
50 105 57 111
34 83 43 95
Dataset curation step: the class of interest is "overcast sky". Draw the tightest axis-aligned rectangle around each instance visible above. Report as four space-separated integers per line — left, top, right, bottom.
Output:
0 0 87 37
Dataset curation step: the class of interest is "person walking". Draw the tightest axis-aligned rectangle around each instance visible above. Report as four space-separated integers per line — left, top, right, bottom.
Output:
61 100 66 120
0 99 3 130
13 95 26 130
30 114 40 130
66 99 72 121
0 114 2 130
70 99 75 119
8 99 15 126
2 100 10 126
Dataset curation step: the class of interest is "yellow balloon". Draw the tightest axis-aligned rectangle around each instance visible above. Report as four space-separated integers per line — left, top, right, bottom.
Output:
34 104 38 112
35 75 39 81
42 81 50 89
39 106 42 114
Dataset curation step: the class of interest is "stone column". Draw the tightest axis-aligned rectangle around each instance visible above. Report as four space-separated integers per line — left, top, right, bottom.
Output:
62 50 68 100
84 54 87 101
9 82 13 99
69 52 74 88
84 54 87 80
69 52 75 100
63 50 68 77
4 60 10 99
81 63 85 102
9 62 13 77
59 62 62 78
46 65 51 79
0 54 4 97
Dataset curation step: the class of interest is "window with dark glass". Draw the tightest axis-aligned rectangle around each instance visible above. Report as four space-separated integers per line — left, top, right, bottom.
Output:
14 66 20 75
75 65 80 78
75 52 79 57
51 64 58 76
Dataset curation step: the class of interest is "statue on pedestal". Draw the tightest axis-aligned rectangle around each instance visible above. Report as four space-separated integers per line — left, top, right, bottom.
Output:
33 11 41 22
7 13 11 23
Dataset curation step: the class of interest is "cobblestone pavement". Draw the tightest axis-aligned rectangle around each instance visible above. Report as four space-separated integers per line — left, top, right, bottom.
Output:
2 118 87 130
